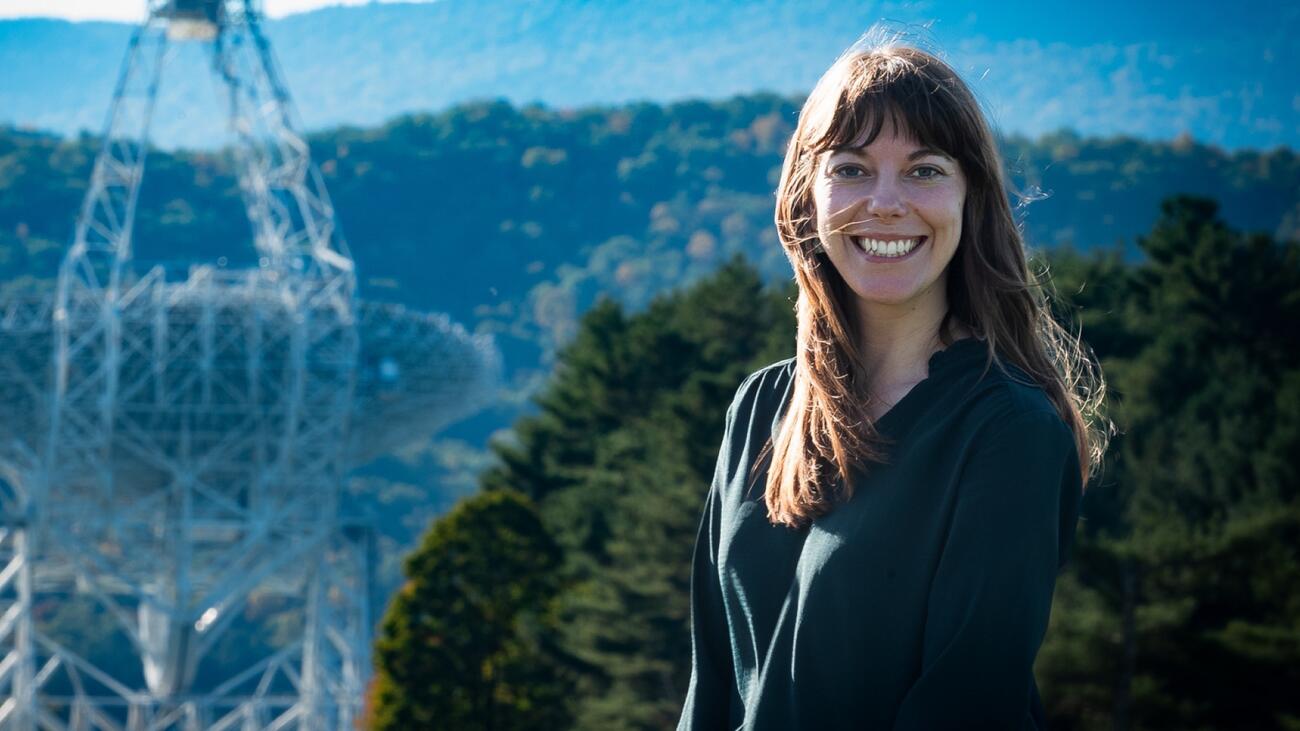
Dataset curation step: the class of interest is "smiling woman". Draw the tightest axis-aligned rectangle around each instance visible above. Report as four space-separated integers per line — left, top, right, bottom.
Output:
677 30 1111 731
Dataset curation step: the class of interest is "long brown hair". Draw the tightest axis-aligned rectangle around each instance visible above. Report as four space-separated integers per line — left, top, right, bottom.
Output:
756 38 1112 529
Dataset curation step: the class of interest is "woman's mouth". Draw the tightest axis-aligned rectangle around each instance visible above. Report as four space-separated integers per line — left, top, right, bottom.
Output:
849 235 927 263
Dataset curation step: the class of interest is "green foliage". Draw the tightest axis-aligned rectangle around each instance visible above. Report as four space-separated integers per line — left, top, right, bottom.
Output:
476 256 792 729
1114 198 1300 730
1037 197 1300 730
370 488 569 731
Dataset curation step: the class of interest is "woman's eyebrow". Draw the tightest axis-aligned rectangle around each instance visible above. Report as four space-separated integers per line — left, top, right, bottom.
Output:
907 148 955 162
826 146 955 162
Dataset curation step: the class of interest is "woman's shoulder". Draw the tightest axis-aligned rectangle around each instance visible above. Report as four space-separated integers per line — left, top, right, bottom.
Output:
949 358 1075 464
938 346 1072 443
722 356 797 430
740 356 797 394
980 362 1058 415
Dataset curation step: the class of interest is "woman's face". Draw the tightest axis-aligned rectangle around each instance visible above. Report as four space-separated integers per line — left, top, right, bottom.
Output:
812 117 967 323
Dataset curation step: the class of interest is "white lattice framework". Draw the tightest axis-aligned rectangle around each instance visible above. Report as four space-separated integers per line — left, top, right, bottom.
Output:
0 1 501 728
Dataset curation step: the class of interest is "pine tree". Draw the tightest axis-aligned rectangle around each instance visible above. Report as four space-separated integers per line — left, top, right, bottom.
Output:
1117 197 1300 729
1038 196 1300 730
1031 242 1137 730
475 255 791 729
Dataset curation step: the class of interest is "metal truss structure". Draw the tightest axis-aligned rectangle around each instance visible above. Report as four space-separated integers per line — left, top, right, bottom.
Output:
0 1 501 728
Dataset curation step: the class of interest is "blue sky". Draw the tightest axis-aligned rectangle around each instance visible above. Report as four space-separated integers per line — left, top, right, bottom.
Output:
6 0 1288 45
916 0 1296 148
0 0 398 21
2 0 1295 149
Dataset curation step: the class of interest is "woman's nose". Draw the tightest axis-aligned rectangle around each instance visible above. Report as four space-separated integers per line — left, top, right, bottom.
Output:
863 180 908 219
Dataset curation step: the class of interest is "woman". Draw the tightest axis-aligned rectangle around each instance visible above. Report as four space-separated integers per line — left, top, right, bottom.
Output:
677 38 1110 731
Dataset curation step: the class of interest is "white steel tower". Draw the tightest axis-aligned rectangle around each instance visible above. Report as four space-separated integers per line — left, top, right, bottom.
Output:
0 1 501 728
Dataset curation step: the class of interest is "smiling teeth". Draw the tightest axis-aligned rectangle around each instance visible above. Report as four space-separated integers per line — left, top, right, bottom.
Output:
853 236 922 257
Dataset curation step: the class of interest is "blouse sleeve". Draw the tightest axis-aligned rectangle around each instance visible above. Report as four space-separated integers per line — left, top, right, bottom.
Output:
677 381 748 730
892 408 1082 731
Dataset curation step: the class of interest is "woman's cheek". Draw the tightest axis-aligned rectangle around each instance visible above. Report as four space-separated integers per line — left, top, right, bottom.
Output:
823 188 860 228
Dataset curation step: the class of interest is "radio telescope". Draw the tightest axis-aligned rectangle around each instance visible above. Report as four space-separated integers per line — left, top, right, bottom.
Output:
0 1 501 728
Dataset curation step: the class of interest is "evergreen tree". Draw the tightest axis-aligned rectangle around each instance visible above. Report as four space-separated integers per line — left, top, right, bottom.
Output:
479 255 792 729
1115 197 1300 729
1031 242 1137 730
1038 197 1300 730
550 415 703 731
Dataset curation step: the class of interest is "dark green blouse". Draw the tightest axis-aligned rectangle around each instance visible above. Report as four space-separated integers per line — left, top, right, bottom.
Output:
678 337 1082 730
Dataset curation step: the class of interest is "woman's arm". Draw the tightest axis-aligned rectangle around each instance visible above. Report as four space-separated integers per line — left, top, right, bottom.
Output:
677 384 747 731
892 408 1082 731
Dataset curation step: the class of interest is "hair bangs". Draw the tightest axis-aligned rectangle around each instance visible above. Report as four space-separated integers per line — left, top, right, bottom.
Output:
803 53 967 162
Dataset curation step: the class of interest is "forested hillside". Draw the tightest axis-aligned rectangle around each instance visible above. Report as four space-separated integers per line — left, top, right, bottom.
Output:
3 95 1297 373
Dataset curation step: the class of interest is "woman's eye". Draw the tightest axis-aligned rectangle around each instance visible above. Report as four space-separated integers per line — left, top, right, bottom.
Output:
832 164 867 178
911 165 944 179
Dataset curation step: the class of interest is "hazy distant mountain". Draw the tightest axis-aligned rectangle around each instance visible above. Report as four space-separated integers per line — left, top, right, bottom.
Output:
2 0 1296 150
